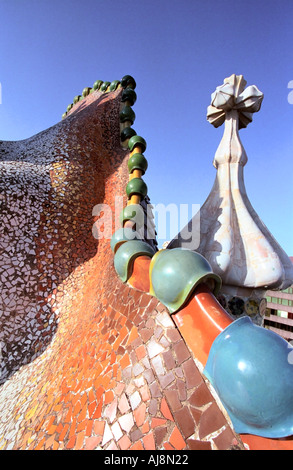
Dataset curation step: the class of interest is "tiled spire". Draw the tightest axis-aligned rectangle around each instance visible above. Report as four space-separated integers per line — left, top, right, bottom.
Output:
170 74 293 291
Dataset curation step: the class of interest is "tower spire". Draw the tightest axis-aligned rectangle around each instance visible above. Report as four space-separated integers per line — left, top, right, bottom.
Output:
169 75 293 317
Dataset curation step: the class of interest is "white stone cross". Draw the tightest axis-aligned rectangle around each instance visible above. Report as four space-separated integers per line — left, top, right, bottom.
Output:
207 74 263 130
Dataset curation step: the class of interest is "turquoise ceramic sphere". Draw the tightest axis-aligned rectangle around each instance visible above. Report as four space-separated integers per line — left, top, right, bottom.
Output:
204 316 293 438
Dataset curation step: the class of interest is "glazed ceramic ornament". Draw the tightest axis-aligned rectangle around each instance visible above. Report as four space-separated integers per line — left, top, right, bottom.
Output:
204 316 293 438
149 248 221 313
114 240 155 282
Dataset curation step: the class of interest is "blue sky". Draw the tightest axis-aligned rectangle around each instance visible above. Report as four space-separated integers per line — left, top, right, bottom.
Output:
0 0 292 255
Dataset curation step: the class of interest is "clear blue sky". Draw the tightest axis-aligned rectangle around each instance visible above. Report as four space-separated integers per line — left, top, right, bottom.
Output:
0 0 292 255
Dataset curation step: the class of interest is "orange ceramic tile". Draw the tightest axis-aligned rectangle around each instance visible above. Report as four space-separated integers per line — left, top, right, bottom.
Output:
88 401 97 418
160 398 174 421
163 442 175 450
241 434 293 451
151 417 167 429
76 419 87 433
75 430 86 450
112 326 128 351
169 426 186 450
143 432 156 450
135 344 147 361
47 424 57 435
119 353 131 369
93 420 105 436
134 402 147 427
118 435 132 450
95 386 105 402
126 326 139 346
45 434 57 450
66 436 76 450
130 441 144 451
92 400 103 419
73 400 82 417
85 420 93 437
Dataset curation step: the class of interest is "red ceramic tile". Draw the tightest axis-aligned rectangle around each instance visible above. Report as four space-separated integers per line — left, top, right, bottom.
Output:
154 427 168 447
140 384 150 402
199 403 227 440
187 439 212 450
88 401 97 418
66 436 76 449
182 358 203 389
189 382 214 407
173 407 195 439
92 400 103 419
213 427 238 450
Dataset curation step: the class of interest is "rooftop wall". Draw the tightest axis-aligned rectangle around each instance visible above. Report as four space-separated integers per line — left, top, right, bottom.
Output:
0 86 243 450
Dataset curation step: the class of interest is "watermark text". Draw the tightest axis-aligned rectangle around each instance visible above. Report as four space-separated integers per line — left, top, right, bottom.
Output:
92 197 200 249
288 80 293 104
